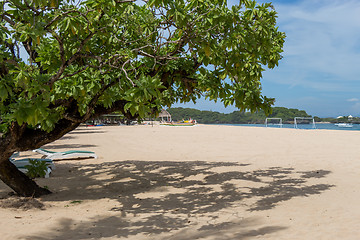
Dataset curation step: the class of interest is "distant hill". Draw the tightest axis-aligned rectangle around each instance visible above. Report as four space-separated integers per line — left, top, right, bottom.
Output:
167 107 311 124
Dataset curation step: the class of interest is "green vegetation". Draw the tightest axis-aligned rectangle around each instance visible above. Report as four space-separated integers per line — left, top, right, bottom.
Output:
0 0 284 197
316 116 360 124
168 107 360 124
167 107 311 124
24 159 49 179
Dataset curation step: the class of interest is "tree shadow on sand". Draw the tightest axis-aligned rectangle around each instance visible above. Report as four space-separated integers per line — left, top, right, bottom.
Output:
23 160 333 240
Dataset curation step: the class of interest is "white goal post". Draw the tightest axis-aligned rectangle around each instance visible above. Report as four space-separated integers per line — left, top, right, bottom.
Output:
294 117 316 129
265 118 283 128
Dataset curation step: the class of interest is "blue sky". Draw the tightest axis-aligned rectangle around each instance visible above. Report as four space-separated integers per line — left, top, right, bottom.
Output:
173 0 360 117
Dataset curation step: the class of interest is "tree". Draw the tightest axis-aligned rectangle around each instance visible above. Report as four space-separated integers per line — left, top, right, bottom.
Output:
0 0 285 197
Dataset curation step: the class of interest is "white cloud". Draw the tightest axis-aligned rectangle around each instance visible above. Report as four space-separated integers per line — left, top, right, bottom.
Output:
267 0 360 91
347 98 359 102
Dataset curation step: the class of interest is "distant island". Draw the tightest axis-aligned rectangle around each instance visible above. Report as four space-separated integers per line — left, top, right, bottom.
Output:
167 107 359 124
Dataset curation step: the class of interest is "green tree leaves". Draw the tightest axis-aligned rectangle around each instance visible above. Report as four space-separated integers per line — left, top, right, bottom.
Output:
124 75 164 117
0 0 285 135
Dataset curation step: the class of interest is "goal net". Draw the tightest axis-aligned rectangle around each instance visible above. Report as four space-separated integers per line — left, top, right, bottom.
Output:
294 117 316 129
265 118 283 128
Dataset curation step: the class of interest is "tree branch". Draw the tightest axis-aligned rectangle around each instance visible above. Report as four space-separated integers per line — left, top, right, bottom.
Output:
1 13 16 26
47 26 106 86
44 10 82 30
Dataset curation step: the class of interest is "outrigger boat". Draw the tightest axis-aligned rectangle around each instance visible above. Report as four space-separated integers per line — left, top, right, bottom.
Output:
161 118 197 126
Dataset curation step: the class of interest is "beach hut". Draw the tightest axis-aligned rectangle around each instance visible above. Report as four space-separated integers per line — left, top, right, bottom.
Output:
159 109 172 123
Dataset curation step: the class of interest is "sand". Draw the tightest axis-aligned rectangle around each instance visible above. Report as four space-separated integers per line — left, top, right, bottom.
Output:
1 124 360 239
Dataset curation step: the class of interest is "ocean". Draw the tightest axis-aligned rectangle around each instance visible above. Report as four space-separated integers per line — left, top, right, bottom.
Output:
225 123 360 131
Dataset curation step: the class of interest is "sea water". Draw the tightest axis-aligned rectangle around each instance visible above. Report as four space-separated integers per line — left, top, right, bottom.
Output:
226 123 360 131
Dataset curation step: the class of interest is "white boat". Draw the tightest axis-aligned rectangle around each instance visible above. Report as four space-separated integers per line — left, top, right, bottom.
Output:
335 123 353 128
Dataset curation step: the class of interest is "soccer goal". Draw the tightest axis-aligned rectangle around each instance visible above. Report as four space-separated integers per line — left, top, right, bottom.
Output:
294 117 316 129
265 118 283 128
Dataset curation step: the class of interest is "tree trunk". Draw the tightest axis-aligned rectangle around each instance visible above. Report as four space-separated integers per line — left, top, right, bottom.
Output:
0 158 51 197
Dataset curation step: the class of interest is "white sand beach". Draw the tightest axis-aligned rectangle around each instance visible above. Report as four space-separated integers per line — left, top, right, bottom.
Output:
1 124 360 239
